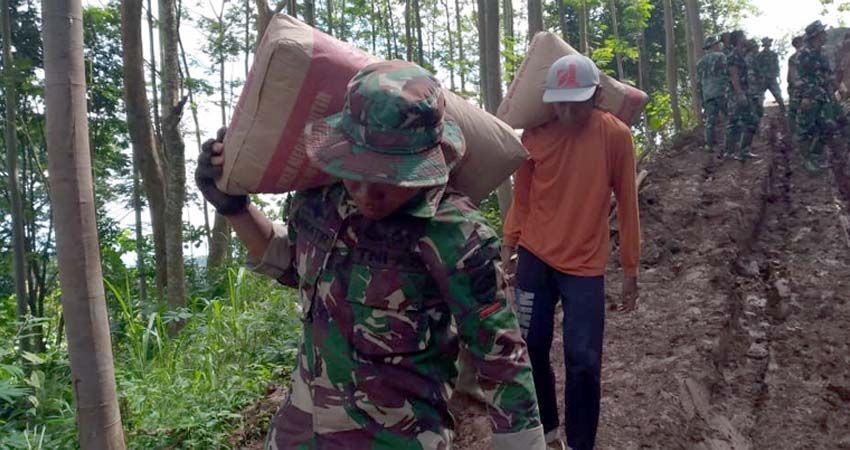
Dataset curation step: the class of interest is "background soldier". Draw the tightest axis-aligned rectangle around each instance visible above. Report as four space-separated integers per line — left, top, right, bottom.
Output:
787 36 805 133
758 37 786 114
697 36 729 152
725 30 758 160
746 39 767 128
797 20 850 171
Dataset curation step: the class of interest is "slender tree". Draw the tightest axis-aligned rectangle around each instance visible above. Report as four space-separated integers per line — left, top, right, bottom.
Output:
528 0 543 39
2 0 30 353
414 0 424 65
159 0 189 310
305 0 315 25
685 0 704 120
503 0 515 81
42 0 125 446
455 0 466 92
664 0 682 132
559 0 568 42
147 0 163 142
609 0 624 79
122 0 168 301
579 0 588 53
442 0 456 90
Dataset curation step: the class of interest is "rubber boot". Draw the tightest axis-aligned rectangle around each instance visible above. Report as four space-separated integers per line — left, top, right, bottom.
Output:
799 140 817 172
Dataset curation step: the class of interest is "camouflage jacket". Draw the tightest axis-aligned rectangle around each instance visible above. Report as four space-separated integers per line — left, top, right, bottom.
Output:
697 50 729 101
746 52 766 96
797 46 836 102
788 51 801 93
252 182 543 450
727 48 749 96
757 49 781 79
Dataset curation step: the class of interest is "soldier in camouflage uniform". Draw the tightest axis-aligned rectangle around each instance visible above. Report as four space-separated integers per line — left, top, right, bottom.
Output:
195 61 545 450
797 20 850 171
721 32 734 58
787 36 805 134
697 36 728 152
724 30 759 160
758 37 786 114
745 39 767 130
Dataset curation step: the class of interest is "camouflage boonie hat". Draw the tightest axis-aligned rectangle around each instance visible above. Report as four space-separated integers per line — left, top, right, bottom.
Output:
305 60 465 188
703 35 719 50
804 20 827 40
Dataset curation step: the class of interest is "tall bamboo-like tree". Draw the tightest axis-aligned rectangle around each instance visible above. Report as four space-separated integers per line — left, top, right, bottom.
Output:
414 0 424 65
503 0 515 81
559 0 569 43
442 0 456 90
305 0 315 25
42 1 125 447
477 0 512 218
455 0 466 93
2 0 30 353
122 0 168 302
664 0 682 132
609 0 625 79
528 0 543 39
685 0 704 120
159 0 188 310
579 0 589 53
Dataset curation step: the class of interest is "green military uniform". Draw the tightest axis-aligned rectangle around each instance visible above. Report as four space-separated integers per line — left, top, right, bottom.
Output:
746 40 766 130
788 49 802 133
796 21 850 171
758 38 785 113
252 61 545 450
697 36 728 150
725 44 758 159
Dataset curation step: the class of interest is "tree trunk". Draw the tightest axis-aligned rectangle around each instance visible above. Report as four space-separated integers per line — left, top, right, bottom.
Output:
609 0 624 79
123 0 168 301
147 0 162 143
255 0 273 42
288 0 297 16
159 0 188 311
455 0 465 93
178 19 211 247
208 20 232 272
477 0 512 218
442 0 455 90
527 0 542 40
132 164 147 302
685 0 704 121
245 0 251 77
503 0 515 82
579 0 588 54
305 0 315 26
663 0 682 132
558 0 568 43
371 0 377 54
414 0 424 65
327 0 334 36
638 31 654 150
2 0 30 353
42 1 125 447
405 0 412 61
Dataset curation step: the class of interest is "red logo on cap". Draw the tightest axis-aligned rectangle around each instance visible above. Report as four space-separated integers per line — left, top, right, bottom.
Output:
557 64 580 88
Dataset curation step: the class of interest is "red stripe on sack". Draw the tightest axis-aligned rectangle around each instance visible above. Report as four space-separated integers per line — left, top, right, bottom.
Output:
258 28 371 192
479 302 502 319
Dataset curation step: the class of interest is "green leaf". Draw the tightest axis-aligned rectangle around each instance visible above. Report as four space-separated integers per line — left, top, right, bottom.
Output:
21 351 45 365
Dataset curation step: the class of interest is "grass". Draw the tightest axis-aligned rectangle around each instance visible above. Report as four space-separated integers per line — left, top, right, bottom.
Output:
1 267 303 450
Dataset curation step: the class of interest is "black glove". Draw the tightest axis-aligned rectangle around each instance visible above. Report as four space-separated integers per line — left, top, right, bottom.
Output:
195 127 249 216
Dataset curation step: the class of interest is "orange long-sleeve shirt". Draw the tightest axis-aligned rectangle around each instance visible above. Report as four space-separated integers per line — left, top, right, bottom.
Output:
503 109 641 277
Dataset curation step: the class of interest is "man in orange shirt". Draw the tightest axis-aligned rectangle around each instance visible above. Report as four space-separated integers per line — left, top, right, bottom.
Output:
502 54 641 450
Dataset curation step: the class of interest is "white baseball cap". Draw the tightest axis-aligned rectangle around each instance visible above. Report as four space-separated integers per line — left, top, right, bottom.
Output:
543 54 601 103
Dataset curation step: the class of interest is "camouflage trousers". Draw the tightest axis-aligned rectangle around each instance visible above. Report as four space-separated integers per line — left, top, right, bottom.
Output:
703 97 726 148
725 96 759 155
765 78 785 111
788 88 799 134
750 94 766 125
797 99 850 163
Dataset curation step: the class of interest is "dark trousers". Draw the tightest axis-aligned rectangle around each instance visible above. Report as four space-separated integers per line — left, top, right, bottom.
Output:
515 247 605 450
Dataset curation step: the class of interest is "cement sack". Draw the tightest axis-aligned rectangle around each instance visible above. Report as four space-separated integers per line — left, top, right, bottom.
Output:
497 31 649 128
219 14 527 203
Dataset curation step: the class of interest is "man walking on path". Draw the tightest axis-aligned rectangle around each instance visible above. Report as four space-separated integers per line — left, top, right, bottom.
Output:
724 30 759 161
796 20 850 171
758 37 786 114
788 36 805 134
501 54 641 450
697 36 729 152
195 60 545 450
